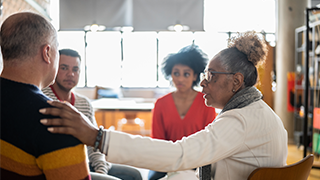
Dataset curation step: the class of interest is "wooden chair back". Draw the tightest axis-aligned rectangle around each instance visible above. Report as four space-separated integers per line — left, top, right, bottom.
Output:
247 154 314 180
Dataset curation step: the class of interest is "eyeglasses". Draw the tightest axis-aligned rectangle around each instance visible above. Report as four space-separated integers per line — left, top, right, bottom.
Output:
200 70 235 83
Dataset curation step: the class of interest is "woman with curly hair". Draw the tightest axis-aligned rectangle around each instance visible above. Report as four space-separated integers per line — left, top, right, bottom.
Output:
40 31 288 180
148 45 216 180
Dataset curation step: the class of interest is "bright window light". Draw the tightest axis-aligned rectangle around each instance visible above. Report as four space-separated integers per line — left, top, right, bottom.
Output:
122 32 157 87
86 32 122 87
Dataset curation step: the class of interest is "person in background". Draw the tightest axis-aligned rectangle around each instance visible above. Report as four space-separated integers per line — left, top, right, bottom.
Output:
42 49 142 180
149 45 216 180
0 12 91 179
40 31 288 180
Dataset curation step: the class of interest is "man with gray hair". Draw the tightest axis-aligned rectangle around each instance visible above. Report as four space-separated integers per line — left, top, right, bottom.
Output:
0 12 91 179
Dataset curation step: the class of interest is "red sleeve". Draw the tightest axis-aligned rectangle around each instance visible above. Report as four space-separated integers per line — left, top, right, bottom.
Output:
204 107 216 127
150 99 166 140
197 92 216 127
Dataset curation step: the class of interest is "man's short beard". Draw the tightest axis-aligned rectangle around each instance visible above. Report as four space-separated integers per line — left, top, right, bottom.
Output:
56 81 73 92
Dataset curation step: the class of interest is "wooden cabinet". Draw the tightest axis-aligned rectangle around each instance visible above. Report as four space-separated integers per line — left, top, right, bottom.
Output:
94 110 152 136
92 98 154 136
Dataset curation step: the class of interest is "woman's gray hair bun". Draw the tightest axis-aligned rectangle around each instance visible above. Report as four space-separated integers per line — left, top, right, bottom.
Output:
228 31 268 66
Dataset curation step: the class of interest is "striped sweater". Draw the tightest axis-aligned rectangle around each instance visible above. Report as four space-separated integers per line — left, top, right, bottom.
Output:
42 86 111 174
0 77 91 180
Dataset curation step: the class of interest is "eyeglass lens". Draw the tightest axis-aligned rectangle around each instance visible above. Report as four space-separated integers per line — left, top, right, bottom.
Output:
201 72 211 82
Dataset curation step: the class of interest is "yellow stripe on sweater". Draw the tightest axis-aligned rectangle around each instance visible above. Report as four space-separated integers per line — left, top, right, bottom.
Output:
36 144 87 170
0 140 36 165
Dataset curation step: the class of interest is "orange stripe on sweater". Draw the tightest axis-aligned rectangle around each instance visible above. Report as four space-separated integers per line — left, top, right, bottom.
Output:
0 155 43 176
43 160 90 180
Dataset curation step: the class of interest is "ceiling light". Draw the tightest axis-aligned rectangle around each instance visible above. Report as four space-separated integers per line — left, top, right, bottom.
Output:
84 24 106 32
168 24 190 32
121 26 134 32
111 26 134 32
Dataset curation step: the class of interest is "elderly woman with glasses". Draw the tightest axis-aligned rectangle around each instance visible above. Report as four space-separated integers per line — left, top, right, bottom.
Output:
40 31 288 180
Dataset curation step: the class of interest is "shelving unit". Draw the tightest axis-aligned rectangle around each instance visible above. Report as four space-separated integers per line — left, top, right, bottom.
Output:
294 22 311 154
294 8 320 170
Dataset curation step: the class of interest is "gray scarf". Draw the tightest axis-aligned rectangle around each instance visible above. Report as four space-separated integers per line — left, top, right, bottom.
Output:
220 86 262 114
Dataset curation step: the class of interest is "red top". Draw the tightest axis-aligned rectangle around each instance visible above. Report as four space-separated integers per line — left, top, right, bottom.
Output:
151 92 216 142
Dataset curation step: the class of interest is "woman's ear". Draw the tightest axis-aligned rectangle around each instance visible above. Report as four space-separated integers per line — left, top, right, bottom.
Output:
42 44 51 64
233 73 244 91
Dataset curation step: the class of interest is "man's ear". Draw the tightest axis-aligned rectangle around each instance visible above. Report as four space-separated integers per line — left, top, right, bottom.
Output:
42 44 51 64
233 72 244 91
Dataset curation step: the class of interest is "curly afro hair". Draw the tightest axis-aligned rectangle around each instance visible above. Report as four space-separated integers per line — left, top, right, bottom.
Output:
162 45 208 87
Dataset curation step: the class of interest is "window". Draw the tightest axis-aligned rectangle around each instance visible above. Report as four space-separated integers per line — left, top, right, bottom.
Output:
122 32 157 87
57 30 274 88
86 32 122 88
